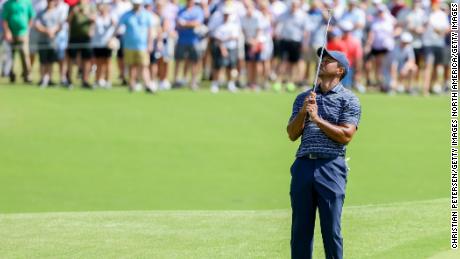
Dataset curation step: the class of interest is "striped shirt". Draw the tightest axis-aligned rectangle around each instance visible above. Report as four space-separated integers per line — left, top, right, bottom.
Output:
289 83 361 158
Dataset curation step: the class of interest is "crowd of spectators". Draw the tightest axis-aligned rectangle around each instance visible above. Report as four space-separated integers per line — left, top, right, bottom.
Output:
0 0 453 95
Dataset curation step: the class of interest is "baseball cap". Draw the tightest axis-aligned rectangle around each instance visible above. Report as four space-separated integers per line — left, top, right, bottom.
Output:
330 28 342 38
132 0 143 4
222 5 233 14
340 21 354 32
316 47 350 80
376 3 386 12
400 32 413 43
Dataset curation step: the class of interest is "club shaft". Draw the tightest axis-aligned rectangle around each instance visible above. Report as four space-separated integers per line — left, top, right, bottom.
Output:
312 10 333 92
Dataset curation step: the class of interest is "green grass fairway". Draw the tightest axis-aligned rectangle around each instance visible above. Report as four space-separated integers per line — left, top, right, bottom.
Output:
0 85 454 258
0 199 450 258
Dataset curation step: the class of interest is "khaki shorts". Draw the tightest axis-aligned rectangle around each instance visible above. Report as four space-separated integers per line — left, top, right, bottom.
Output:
124 49 149 66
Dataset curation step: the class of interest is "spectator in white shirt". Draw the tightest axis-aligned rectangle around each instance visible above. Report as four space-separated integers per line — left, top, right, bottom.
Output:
155 0 177 90
422 0 449 95
258 0 273 90
389 32 418 94
210 6 239 93
340 0 366 43
241 0 263 90
92 0 117 88
268 0 286 80
364 3 395 90
404 0 426 86
272 0 307 92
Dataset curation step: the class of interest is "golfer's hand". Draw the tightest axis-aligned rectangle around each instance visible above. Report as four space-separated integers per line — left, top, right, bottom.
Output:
306 92 319 122
300 95 309 115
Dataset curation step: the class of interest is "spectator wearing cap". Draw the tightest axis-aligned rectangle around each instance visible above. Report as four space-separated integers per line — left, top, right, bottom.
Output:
91 0 117 89
210 5 239 93
389 32 418 94
206 1 242 87
404 0 426 87
54 0 69 87
302 0 327 87
2 0 35 83
241 0 264 90
364 3 395 90
422 0 449 95
258 0 274 90
268 0 287 81
173 0 205 90
339 21 364 92
67 0 96 88
154 0 177 90
28 0 47 73
272 0 308 92
143 0 162 91
34 0 62 87
117 0 157 93
339 0 366 43
112 0 133 86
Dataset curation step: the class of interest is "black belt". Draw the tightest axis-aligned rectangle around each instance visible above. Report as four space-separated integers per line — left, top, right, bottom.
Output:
303 153 344 160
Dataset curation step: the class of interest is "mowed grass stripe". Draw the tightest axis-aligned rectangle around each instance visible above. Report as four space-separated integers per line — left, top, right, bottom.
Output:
0 199 450 258
0 86 449 212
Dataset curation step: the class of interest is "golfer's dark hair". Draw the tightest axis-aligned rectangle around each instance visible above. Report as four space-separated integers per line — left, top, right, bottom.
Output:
338 64 346 80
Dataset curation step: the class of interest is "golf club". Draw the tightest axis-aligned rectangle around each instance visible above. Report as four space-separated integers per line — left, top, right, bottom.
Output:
312 9 333 93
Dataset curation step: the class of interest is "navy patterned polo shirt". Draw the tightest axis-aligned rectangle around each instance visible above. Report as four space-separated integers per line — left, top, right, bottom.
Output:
289 83 361 157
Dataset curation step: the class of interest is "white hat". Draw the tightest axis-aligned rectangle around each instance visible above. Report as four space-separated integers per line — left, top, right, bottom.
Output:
132 0 143 4
376 3 386 12
340 21 354 32
400 32 413 43
222 5 233 15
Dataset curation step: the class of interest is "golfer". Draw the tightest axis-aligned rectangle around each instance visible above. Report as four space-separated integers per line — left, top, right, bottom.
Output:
286 48 361 259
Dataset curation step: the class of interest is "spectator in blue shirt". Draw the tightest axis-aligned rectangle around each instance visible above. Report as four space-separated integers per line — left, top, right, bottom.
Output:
118 0 157 93
173 0 204 90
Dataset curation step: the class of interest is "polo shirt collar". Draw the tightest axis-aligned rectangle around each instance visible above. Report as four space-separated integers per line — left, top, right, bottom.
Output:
315 83 344 94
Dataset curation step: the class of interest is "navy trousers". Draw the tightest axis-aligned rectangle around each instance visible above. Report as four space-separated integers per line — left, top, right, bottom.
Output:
290 156 348 259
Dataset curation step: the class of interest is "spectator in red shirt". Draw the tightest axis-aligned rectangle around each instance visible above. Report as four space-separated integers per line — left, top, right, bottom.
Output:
326 27 346 53
340 21 365 92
